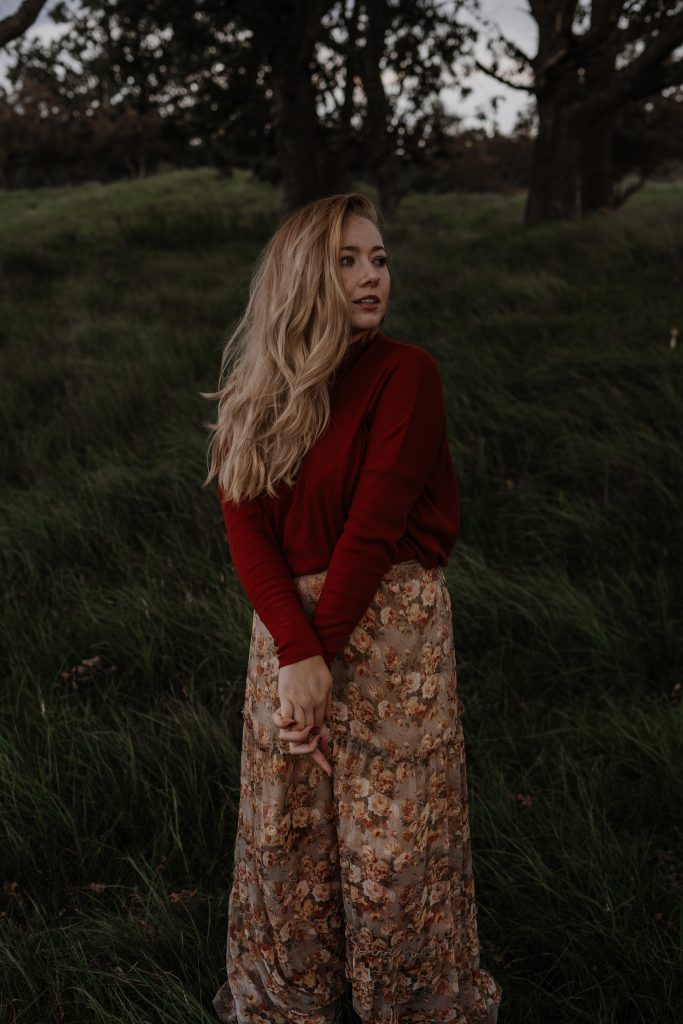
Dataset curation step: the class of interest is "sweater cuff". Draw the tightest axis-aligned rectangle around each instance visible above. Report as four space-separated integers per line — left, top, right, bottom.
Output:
277 647 335 672
276 636 326 669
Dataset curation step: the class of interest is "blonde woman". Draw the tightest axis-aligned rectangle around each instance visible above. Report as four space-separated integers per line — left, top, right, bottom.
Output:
205 193 501 1024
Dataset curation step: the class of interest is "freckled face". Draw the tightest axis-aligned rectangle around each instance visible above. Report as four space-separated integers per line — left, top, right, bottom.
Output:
339 215 390 339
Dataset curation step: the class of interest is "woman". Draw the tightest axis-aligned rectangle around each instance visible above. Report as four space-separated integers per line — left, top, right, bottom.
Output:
204 193 501 1024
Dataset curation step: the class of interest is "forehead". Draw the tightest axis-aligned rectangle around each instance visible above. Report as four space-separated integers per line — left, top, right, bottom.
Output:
341 215 385 249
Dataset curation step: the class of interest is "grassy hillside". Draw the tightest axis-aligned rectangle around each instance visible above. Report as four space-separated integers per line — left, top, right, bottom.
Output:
1 167 681 1024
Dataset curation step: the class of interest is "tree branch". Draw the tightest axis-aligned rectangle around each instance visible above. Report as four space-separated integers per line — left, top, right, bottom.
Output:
499 38 534 68
615 9 683 87
572 46 683 126
474 58 534 92
0 0 48 49
617 55 683 104
574 0 622 62
559 0 581 36
659 57 683 90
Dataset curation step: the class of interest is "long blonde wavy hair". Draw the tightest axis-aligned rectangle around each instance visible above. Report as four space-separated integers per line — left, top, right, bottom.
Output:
202 192 386 504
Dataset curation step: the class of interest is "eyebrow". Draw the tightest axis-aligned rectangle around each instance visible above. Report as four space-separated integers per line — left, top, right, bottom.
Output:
341 245 386 252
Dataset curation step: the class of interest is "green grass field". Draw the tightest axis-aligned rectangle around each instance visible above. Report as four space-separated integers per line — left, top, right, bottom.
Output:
1 167 681 1023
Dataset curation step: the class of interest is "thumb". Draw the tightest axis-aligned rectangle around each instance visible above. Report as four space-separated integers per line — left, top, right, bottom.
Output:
278 696 295 723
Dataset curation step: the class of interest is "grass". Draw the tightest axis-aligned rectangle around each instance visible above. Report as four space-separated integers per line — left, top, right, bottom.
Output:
0 166 681 1023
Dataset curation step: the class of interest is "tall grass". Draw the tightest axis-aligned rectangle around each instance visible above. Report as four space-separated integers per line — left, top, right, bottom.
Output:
1 168 681 1023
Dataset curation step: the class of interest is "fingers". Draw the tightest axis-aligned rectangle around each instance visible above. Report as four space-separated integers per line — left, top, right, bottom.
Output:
279 721 317 742
293 701 313 731
288 733 322 757
272 705 334 777
319 720 331 753
273 704 311 732
287 733 332 778
309 745 333 778
277 697 295 724
273 714 333 777
272 708 290 733
273 707 332 732
274 711 320 746
273 707 309 733
316 718 332 767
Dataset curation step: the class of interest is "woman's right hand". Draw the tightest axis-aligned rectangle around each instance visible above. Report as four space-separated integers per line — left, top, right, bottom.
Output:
273 655 333 775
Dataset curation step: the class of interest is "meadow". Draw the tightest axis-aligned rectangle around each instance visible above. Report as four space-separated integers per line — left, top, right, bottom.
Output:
0 167 681 1023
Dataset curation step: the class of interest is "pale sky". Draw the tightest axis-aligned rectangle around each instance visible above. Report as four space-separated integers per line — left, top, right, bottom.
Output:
449 0 536 132
0 0 536 134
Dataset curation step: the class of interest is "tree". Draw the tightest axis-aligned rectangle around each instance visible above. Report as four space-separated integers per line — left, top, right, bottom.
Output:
0 0 280 186
471 0 683 223
152 0 479 214
0 0 48 49
1 0 483 210
318 0 478 215
3 0 482 211
611 89 683 202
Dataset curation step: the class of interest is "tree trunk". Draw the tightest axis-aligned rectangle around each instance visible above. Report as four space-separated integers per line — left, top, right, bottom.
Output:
271 61 329 215
524 94 579 224
522 0 581 224
268 0 353 216
578 113 615 214
359 0 405 217
577 2 620 216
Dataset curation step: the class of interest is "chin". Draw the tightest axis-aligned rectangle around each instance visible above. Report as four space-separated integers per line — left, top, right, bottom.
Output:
350 314 384 333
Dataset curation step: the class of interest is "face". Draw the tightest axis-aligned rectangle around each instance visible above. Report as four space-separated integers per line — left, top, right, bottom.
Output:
339 214 390 339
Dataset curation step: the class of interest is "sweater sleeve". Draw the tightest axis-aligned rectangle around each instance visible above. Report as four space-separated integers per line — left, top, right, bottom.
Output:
310 347 447 665
218 483 326 669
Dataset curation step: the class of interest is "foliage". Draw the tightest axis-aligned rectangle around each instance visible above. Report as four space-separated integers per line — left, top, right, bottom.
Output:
0 0 277 186
0 0 476 191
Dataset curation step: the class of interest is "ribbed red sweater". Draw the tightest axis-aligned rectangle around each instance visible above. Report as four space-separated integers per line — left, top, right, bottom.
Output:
218 330 460 670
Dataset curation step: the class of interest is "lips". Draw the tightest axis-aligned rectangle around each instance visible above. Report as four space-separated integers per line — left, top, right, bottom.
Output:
354 295 380 304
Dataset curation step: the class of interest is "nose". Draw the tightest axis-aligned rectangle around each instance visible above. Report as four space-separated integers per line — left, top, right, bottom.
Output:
358 260 380 284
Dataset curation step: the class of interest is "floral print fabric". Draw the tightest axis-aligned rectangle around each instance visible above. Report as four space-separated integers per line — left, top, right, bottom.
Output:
213 558 501 1024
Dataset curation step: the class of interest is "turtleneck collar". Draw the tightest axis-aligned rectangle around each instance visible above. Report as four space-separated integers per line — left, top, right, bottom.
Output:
335 329 377 377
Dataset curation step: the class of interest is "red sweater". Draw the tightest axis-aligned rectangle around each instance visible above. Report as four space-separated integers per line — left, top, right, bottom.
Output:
218 330 460 670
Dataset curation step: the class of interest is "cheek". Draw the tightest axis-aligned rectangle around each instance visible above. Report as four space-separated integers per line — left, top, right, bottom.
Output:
341 273 356 300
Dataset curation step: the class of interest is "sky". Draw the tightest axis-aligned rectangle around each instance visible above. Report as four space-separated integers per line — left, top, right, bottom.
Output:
0 0 537 134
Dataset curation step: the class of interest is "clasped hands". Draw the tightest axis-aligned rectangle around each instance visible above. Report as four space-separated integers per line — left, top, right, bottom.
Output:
271 654 333 777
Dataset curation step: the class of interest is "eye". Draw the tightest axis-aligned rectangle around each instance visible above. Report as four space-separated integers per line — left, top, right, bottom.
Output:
340 255 388 266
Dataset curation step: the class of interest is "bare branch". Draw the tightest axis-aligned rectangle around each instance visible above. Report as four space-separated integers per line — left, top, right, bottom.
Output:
614 54 683 104
0 0 48 49
499 38 535 68
559 0 581 35
571 15 683 126
574 0 622 61
615 9 683 85
474 58 534 93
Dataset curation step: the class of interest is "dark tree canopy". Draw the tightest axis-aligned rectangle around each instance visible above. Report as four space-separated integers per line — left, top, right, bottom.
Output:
0 0 680 221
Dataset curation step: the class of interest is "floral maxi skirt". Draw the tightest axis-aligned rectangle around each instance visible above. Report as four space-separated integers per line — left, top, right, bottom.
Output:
213 558 502 1024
